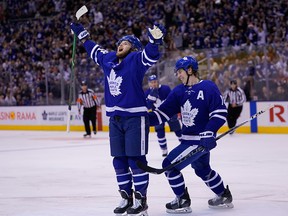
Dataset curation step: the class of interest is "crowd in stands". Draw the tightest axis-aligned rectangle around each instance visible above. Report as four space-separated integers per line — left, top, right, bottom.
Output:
0 0 287 106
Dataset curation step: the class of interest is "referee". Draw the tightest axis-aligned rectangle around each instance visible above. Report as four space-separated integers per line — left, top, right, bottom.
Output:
223 79 246 134
77 81 100 137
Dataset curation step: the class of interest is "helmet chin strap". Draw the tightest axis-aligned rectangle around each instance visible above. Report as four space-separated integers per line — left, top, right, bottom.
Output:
185 68 199 86
185 74 191 86
185 69 192 86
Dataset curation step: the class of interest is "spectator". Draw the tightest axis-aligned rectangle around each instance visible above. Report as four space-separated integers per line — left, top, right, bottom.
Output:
0 0 287 106
0 94 6 106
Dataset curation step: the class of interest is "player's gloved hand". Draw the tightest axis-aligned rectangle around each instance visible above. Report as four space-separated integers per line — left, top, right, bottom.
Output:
148 24 166 45
147 88 159 102
70 22 89 40
199 131 217 151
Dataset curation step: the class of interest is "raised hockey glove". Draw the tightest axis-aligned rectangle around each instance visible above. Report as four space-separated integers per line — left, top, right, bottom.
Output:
199 131 217 151
148 24 166 45
147 88 159 102
70 22 89 40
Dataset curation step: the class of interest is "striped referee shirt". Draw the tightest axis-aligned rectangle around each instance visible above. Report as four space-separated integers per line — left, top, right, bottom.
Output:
223 87 246 106
77 89 100 111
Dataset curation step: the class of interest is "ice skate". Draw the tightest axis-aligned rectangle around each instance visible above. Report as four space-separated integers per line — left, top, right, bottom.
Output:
127 191 148 216
114 190 133 215
162 149 168 157
166 187 192 214
83 134 91 138
208 185 234 209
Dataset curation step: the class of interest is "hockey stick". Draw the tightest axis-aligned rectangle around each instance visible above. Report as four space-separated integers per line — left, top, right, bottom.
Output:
66 5 88 132
66 34 76 132
136 104 275 174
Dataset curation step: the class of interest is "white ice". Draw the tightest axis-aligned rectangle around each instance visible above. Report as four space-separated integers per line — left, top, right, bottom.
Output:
0 131 288 216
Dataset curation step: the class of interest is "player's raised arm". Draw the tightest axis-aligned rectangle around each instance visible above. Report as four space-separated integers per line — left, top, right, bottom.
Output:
70 22 108 66
138 23 166 69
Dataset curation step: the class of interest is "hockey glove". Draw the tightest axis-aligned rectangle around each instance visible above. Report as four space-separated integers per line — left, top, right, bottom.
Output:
70 22 89 40
147 88 159 102
199 131 217 151
148 24 166 45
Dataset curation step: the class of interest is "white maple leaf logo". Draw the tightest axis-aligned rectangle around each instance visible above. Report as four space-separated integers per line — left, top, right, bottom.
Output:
107 69 122 97
181 100 198 127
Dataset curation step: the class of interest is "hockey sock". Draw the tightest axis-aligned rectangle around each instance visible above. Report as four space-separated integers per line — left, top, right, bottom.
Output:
128 156 149 196
113 156 133 195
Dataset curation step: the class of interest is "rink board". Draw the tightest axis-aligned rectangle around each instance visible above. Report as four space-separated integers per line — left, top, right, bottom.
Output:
0 102 287 134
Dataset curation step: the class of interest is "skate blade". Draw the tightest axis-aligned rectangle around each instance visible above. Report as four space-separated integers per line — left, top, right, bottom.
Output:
115 212 128 216
209 202 234 209
127 210 148 216
166 206 192 214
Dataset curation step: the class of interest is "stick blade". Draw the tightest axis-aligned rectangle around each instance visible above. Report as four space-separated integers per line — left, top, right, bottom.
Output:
76 5 88 20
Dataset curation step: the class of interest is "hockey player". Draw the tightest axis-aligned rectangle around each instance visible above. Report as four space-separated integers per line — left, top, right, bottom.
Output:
145 74 182 157
223 79 246 134
70 22 166 215
148 56 234 213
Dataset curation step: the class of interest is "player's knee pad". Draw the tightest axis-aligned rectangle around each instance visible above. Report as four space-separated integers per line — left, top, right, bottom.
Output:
156 129 165 139
162 157 171 168
155 123 165 132
194 165 212 180
113 156 129 174
128 156 147 173
162 160 182 183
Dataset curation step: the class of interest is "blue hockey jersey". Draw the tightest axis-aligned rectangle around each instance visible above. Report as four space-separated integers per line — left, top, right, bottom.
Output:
82 40 161 117
145 84 171 110
149 80 227 143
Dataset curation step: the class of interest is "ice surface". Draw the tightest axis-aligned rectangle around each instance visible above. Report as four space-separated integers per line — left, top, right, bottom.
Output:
0 131 287 216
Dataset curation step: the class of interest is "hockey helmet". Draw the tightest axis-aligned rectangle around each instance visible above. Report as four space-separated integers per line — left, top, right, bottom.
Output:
175 56 198 73
148 74 158 81
116 35 142 51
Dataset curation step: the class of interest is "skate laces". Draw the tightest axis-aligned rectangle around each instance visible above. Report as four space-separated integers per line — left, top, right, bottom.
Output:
170 197 180 206
131 198 142 209
211 195 221 202
118 198 128 208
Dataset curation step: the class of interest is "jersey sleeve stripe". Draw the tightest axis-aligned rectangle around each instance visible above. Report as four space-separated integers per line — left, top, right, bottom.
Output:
90 45 99 59
141 50 158 66
209 109 227 117
90 45 108 66
90 45 100 65
154 111 163 124
142 49 158 62
155 108 170 121
210 114 227 121
141 52 152 66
